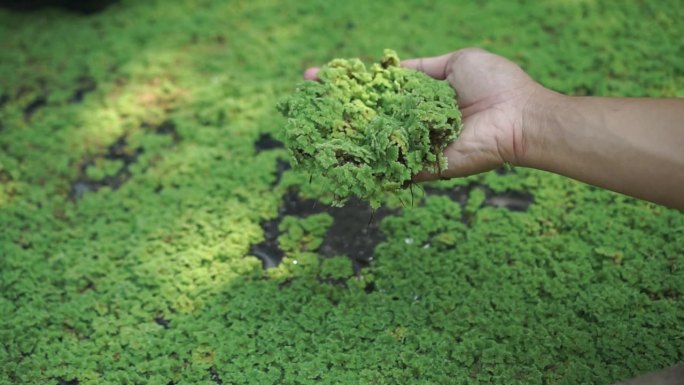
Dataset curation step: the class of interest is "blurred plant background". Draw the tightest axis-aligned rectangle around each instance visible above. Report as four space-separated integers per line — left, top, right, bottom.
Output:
0 1 682 384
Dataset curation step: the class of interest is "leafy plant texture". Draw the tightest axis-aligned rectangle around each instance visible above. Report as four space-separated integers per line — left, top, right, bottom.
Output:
278 49 462 208
0 1 683 385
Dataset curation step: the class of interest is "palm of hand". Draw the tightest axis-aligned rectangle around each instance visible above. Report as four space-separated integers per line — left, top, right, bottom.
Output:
429 48 539 178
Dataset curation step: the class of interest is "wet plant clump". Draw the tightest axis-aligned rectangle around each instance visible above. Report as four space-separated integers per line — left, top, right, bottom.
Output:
278 49 462 208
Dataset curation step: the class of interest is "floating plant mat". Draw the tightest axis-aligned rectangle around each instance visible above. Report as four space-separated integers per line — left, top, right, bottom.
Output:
1 1 683 384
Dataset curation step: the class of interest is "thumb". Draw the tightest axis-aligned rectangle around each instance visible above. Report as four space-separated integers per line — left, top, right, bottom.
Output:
414 128 501 181
401 53 454 80
303 67 320 80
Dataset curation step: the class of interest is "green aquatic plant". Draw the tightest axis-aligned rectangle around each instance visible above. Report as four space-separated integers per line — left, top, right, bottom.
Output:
278 213 333 253
278 49 462 208
1 1 683 384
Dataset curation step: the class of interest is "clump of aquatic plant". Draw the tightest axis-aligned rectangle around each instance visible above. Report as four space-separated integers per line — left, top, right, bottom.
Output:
278 49 462 208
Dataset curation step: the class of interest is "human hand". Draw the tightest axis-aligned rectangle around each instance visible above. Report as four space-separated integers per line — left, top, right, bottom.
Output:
305 48 548 180
403 49 684 209
402 48 549 180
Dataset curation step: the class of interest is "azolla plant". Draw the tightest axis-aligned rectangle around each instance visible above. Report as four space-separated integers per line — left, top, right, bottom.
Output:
278 49 462 208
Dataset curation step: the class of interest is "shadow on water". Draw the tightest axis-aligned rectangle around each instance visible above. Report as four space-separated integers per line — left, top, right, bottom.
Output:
0 0 118 14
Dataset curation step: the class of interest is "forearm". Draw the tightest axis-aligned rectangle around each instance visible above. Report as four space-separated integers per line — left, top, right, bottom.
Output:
521 91 684 210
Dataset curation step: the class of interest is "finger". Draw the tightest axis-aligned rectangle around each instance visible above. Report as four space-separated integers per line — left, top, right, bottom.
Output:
413 129 500 181
401 53 454 80
303 67 320 80
412 145 491 182
412 147 481 182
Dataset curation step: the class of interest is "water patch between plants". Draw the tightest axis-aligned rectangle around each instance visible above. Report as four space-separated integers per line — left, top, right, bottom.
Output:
250 190 394 273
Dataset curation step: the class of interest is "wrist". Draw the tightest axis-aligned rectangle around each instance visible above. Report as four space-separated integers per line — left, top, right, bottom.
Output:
517 87 573 170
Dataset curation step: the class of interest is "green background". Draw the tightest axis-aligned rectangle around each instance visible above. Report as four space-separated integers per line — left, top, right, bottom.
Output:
0 0 682 384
